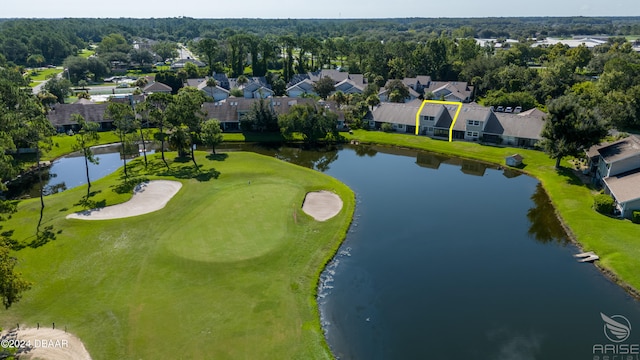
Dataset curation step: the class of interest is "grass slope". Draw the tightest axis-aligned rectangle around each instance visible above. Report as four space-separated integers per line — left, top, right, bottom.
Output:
2 151 354 359
347 130 640 294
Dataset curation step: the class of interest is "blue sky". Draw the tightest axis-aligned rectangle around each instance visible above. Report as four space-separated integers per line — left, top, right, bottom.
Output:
3 0 639 18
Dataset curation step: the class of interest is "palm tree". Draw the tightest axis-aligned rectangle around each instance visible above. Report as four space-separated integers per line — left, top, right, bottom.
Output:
206 77 217 98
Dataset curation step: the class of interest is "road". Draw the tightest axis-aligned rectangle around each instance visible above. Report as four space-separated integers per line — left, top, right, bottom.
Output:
31 67 65 95
177 43 197 60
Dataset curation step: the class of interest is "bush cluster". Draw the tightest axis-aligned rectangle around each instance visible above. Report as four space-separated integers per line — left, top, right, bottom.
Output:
633 211 640 224
593 193 615 215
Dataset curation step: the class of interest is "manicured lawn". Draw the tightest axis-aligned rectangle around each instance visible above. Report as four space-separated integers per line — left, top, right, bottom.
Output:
78 49 95 58
2 151 354 360
222 131 287 142
347 129 640 295
43 132 123 161
26 68 62 82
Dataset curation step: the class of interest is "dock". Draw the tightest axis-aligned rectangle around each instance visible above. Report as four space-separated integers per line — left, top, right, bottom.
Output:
574 251 600 263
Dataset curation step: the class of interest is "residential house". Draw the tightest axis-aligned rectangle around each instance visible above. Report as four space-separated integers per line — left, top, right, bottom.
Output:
286 79 316 98
202 97 319 132
287 70 367 98
143 81 172 94
587 135 640 218
170 58 206 70
47 103 111 133
370 101 545 147
424 81 474 102
378 82 420 103
187 78 230 101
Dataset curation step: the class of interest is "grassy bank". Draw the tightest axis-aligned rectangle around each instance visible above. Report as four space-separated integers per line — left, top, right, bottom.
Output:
346 129 640 295
2 151 354 359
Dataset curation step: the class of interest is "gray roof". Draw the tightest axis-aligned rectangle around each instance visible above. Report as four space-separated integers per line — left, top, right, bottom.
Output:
454 105 492 131
144 81 172 93
489 112 545 140
171 58 206 68
202 97 317 123
47 103 109 127
287 79 316 92
228 76 269 90
604 168 640 203
598 135 640 163
186 78 205 88
371 102 422 126
418 102 445 118
309 69 349 83
434 105 456 129
424 81 473 101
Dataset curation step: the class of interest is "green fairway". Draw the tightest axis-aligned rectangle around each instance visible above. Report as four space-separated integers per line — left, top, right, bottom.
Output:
347 130 640 295
2 151 354 359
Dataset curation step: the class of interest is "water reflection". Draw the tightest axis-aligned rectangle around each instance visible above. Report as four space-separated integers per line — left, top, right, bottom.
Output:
527 183 570 245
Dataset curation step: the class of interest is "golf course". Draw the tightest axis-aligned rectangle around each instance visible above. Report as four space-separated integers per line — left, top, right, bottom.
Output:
1 151 354 359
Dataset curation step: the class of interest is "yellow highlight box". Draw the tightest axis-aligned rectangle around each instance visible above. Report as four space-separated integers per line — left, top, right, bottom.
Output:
414 100 463 142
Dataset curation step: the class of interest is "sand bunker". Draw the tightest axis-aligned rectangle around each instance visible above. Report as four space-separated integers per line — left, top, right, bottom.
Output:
0 327 91 360
301 191 343 221
66 180 182 220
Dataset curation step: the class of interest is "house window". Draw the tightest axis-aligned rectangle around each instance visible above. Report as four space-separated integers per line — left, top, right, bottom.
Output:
427 127 434 132
467 131 479 137
467 120 480 126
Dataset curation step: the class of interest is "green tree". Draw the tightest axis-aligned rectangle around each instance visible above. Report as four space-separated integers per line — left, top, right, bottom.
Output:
241 97 278 132
202 119 224 154
540 94 608 168
129 48 154 67
197 38 218 75
278 103 338 143
155 71 183 94
385 79 409 103
43 77 72 104
331 91 348 108
97 33 130 55
165 88 206 169
71 114 100 199
366 94 381 110
106 102 136 179
26 54 45 68
152 41 178 62
145 92 173 169
0 241 32 309
313 76 335 100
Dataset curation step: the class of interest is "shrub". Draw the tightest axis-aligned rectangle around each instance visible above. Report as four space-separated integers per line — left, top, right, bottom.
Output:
633 211 640 224
381 123 394 132
593 193 615 215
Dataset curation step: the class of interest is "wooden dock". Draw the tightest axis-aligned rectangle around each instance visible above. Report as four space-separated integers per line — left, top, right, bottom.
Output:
574 251 600 263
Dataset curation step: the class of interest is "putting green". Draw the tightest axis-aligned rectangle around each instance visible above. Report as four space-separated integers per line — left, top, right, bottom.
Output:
165 182 298 262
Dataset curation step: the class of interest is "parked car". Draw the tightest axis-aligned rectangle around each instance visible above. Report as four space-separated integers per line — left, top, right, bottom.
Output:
514 106 522 113
505 107 513 113
496 106 504 112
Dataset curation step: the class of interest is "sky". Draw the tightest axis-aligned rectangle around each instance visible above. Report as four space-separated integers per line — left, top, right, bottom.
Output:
3 0 640 19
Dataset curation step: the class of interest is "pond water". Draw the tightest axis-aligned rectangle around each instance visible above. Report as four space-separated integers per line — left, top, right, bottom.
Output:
17 142 640 358
7 143 154 199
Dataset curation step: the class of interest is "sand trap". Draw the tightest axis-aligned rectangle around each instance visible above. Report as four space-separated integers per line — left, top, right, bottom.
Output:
0 328 91 360
66 180 182 220
301 191 343 221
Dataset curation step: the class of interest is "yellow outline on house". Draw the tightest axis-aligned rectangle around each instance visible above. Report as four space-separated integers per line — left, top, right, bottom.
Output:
414 100 464 142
